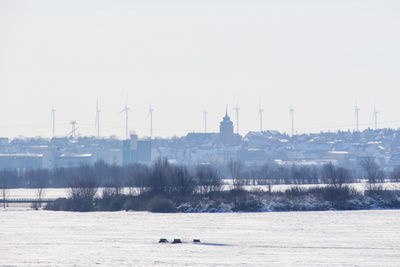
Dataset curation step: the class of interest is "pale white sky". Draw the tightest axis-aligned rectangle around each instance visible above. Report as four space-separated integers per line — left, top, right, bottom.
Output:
1 0 400 139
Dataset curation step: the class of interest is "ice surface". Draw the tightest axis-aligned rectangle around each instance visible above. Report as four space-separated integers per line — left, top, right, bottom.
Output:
0 209 399 266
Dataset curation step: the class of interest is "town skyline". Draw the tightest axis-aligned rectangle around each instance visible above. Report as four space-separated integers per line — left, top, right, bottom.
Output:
0 100 394 139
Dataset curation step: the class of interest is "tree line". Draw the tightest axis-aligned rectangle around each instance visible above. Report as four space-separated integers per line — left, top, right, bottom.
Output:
1 157 400 192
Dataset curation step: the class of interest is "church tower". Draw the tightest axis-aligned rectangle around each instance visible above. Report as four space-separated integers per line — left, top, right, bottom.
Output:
219 108 234 145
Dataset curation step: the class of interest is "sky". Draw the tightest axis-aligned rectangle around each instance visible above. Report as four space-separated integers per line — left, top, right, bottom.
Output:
1 0 400 139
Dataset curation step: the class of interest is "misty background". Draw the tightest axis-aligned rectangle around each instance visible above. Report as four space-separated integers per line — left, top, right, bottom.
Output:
1 0 400 138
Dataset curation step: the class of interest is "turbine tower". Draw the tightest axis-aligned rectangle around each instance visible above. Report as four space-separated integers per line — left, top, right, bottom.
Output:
373 106 378 130
149 105 154 138
95 99 101 137
290 107 294 137
70 120 77 139
51 106 56 138
120 98 130 140
258 103 264 132
203 109 208 133
234 103 240 135
355 103 360 132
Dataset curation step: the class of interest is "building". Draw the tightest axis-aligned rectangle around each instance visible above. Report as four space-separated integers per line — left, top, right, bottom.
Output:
137 140 151 162
122 134 152 165
0 154 43 170
54 153 92 168
219 110 235 145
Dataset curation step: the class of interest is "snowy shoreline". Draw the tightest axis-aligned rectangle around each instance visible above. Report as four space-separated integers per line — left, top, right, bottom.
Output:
42 185 400 213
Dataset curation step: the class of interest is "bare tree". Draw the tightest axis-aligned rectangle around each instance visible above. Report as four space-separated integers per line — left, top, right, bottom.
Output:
171 166 196 195
1 179 8 209
322 163 337 186
196 165 221 194
259 163 273 192
125 163 149 195
227 160 244 190
275 166 291 184
34 177 46 209
322 163 352 188
110 165 123 196
390 165 400 183
335 167 352 186
359 157 384 185
148 157 171 194
69 177 98 211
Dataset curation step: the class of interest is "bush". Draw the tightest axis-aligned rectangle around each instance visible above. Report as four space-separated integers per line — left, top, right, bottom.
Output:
122 197 147 211
68 177 98 211
44 198 71 211
365 188 400 208
309 185 360 205
147 196 176 212
285 186 306 198
233 199 263 212
96 195 128 211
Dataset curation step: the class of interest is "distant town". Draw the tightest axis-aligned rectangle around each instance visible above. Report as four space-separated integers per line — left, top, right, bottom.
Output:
0 110 398 175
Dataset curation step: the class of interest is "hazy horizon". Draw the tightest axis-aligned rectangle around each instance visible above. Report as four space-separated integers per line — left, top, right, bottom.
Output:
1 1 400 139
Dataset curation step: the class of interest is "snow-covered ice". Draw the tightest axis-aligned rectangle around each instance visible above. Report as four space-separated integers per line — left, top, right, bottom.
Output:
0 209 399 266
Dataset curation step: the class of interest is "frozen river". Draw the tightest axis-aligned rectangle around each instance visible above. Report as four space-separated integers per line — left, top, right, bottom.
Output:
1 209 399 266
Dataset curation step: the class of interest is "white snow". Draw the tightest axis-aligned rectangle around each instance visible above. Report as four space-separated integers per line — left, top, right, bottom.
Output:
0 209 399 266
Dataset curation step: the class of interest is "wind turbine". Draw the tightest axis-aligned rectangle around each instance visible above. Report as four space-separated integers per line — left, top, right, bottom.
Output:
234 103 240 135
51 106 56 138
149 105 154 138
95 99 101 138
120 97 130 140
70 120 78 139
373 105 378 130
258 102 264 132
290 106 294 137
355 103 360 132
203 109 208 133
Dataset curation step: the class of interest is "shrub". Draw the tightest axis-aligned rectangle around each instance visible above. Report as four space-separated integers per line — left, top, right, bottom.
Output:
285 186 306 198
147 196 176 213
233 199 263 212
309 185 360 204
44 198 71 211
122 197 147 211
96 195 128 211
